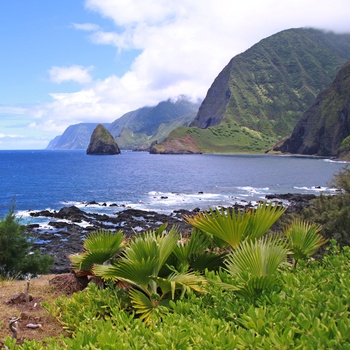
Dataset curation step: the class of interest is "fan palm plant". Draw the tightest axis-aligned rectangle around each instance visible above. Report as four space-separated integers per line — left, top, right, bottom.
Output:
284 219 327 268
218 236 290 298
93 228 207 323
69 230 124 275
170 229 226 273
185 202 285 249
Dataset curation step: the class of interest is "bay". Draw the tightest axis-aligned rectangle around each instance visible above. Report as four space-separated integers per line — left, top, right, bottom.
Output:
0 150 348 219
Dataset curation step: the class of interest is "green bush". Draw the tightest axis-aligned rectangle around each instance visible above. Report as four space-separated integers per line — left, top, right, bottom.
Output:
10 241 350 349
301 167 350 246
0 205 53 277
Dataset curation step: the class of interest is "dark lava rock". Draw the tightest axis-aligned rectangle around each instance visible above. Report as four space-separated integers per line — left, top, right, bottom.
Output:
26 195 318 274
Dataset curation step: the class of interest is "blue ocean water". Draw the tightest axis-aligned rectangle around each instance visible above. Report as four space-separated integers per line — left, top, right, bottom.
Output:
0 150 347 218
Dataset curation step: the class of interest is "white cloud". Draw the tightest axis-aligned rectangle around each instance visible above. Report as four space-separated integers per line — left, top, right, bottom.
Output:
0 133 23 138
4 0 350 149
0 106 27 115
72 22 100 32
80 0 350 108
48 65 94 84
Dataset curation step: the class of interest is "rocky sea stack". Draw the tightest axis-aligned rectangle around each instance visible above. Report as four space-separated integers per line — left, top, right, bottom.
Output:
86 124 121 155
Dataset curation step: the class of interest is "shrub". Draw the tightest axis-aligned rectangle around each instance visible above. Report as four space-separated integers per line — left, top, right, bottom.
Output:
301 167 350 246
0 205 53 277
12 242 350 349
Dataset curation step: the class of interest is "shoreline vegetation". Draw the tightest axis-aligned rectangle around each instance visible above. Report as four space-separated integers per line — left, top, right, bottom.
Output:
24 192 316 274
2 165 350 347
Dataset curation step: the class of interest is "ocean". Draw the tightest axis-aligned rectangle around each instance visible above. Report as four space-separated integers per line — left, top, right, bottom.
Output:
0 150 348 221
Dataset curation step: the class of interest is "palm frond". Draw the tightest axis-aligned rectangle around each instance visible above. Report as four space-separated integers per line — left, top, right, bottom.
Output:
70 250 118 272
189 251 226 271
224 236 289 297
83 230 124 252
167 271 207 293
152 271 207 299
238 275 278 298
226 236 289 276
246 202 286 241
156 228 180 273
185 207 250 249
285 219 327 262
69 230 124 272
94 257 157 291
129 289 154 322
173 229 215 271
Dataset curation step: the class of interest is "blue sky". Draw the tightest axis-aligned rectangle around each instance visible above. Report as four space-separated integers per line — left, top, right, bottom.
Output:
1 0 350 150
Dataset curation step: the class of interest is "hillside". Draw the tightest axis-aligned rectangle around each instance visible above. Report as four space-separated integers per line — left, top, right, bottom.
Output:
273 61 350 158
110 98 200 150
152 28 350 154
46 123 110 150
46 98 200 151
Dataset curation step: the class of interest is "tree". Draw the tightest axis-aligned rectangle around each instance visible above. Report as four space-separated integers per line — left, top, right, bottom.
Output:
0 206 53 277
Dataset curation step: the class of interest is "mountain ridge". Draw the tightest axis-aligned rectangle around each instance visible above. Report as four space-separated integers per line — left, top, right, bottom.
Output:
46 98 199 151
152 28 350 154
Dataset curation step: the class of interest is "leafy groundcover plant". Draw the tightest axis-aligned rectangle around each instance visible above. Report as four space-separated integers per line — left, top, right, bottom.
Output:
3 203 346 349
4 241 350 349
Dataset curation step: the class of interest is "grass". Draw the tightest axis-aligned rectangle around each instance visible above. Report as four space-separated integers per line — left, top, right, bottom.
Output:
159 124 275 154
0 275 68 343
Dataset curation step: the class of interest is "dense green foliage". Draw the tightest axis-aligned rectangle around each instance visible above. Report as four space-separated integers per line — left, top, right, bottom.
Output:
6 241 350 349
301 167 350 246
0 207 53 277
6 170 350 348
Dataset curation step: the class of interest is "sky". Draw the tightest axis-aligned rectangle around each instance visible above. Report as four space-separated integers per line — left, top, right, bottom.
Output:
0 0 350 150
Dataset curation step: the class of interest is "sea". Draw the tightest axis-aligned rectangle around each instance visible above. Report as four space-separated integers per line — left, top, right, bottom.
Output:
0 150 348 223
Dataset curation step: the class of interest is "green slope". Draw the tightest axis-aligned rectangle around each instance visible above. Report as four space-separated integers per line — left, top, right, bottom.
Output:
153 28 350 154
274 60 350 157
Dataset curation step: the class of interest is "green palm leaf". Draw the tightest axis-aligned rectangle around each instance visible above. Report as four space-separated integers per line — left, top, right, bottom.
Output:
224 236 289 297
185 207 250 249
83 230 124 251
284 219 327 266
185 203 285 250
153 272 207 299
70 230 124 272
123 229 179 275
93 257 157 292
129 289 154 322
172 229 221 272
94 230 180 294
246 202 286 241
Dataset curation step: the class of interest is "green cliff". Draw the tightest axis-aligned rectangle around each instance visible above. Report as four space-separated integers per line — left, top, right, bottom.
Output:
152 28 350 154
274 61 350 158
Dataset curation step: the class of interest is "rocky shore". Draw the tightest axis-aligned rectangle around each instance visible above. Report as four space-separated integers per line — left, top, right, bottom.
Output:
26 193 316 274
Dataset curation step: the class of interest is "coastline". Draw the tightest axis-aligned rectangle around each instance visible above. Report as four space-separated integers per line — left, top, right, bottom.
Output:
26 193 316 274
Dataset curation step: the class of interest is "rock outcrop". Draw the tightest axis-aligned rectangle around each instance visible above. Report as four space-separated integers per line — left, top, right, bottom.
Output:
86 124 121 155
149 134 202 154
27 195 316 273
274 61 350 157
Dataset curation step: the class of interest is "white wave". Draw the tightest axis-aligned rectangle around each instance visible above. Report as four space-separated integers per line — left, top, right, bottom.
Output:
236 186 269 193
324 159 349 164
294 186 337 192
